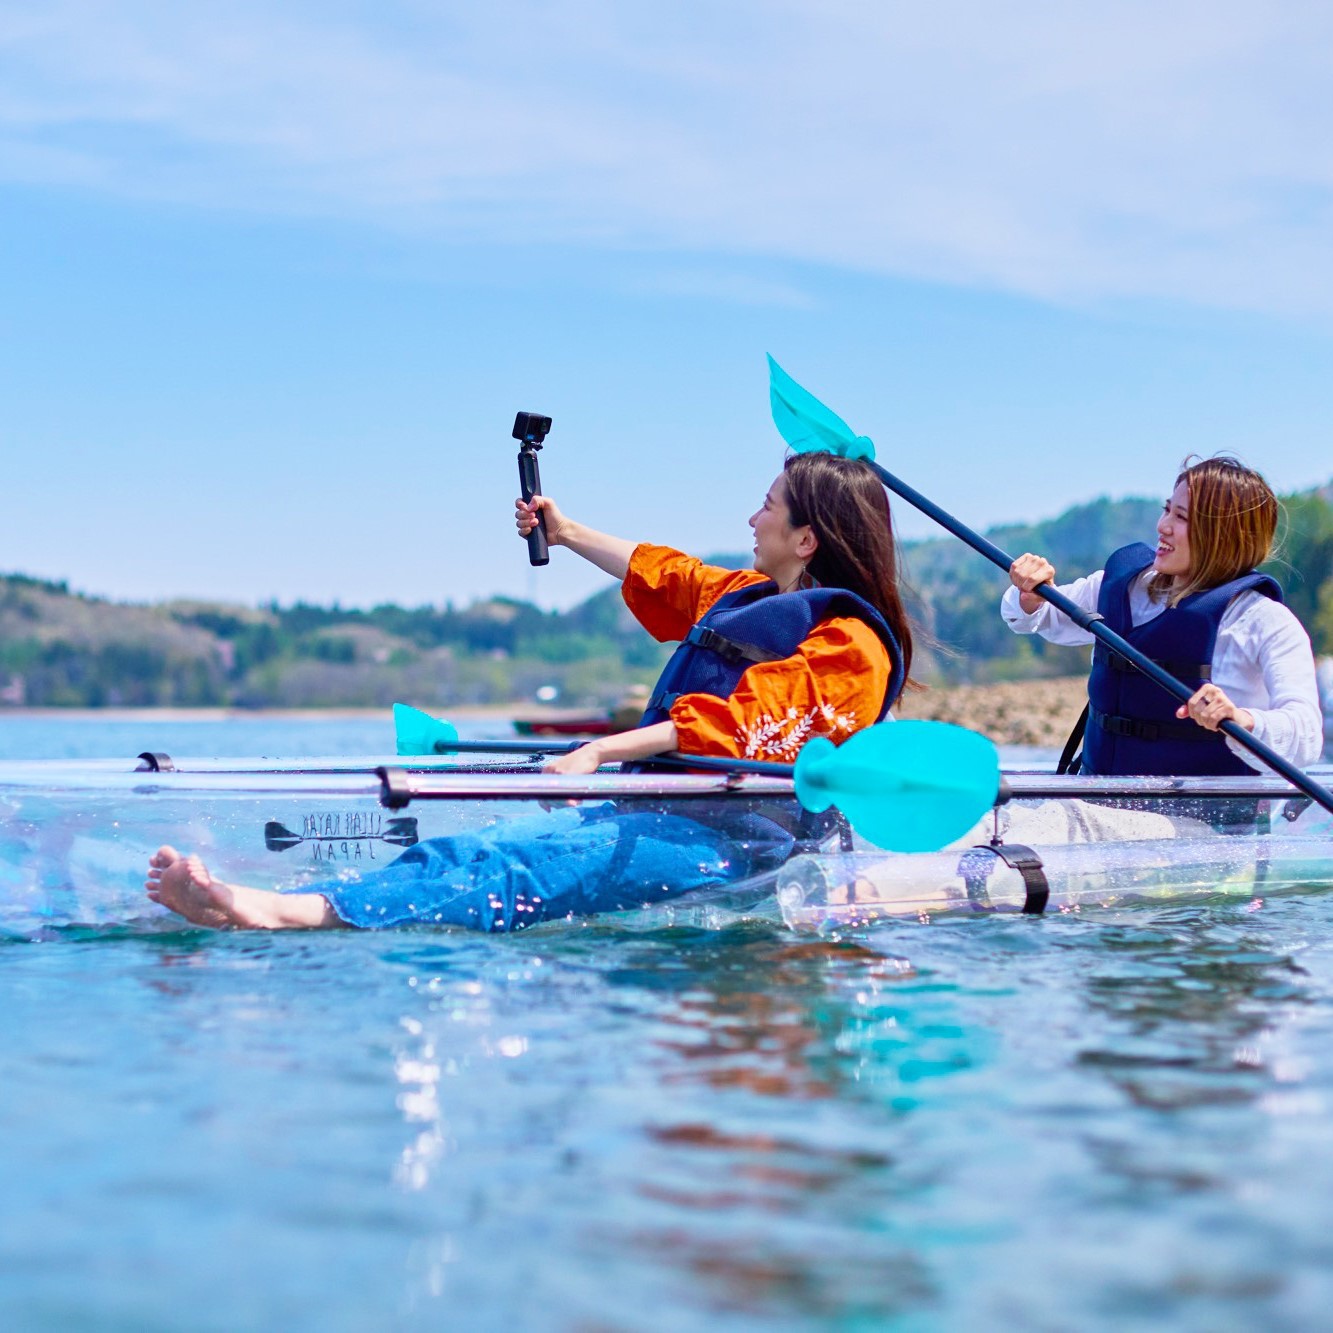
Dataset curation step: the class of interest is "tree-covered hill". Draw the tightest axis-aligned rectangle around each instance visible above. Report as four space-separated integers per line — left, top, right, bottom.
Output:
902 495 1167 682
3 484 1331 707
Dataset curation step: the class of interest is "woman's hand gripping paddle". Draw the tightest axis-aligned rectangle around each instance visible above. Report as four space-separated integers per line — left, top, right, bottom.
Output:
767 354 1333 820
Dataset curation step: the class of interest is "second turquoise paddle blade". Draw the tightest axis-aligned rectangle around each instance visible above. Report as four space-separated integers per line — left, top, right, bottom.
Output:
392 703 458 755
796 720 999 853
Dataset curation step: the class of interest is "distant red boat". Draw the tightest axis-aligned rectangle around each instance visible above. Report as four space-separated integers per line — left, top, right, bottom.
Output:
512 716 622 738
513 690 649 738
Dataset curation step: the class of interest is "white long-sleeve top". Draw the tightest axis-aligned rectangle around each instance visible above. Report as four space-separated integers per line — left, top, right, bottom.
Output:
1000 571 1324 771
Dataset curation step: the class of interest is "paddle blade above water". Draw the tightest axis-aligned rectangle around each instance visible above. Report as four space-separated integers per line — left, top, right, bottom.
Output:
793 721 1000 852
767 355 876 462
393 703 459 755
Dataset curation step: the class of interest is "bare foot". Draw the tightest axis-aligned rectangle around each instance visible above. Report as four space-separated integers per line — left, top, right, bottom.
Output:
145 845 261 928
145 845 341 930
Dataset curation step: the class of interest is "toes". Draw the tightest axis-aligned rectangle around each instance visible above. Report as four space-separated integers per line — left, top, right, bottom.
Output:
150 846 179 869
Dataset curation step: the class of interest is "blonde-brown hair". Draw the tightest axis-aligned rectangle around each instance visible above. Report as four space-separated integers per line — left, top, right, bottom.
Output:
1149 455 1278 606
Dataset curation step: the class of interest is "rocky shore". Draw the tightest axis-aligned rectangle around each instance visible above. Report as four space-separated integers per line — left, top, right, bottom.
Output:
897 676 1088 749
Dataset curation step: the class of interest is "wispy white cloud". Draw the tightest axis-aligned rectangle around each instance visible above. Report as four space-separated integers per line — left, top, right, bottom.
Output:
3 1 1333 313
624 266 815 308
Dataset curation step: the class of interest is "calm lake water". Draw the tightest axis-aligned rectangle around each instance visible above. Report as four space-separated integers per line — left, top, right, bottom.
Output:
5 715 1333 1330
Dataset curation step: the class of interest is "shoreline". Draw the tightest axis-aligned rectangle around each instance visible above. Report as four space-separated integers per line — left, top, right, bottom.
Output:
897 676 1087 748
0 704 520 722
0 682 1092 748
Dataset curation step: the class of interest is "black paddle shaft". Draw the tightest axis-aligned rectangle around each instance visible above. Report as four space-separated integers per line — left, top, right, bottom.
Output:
867 458 1333 817
425 738 785 771
513 410 553 568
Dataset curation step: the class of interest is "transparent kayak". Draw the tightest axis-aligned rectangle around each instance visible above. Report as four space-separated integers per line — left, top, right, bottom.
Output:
2 754 1331 936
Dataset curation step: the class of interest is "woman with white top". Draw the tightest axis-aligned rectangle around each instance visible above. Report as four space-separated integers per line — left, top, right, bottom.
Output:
1003 455 1323 776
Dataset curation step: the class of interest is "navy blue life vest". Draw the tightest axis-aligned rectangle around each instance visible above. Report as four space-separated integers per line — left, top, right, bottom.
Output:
639 581 904 727
1081 543 1282 776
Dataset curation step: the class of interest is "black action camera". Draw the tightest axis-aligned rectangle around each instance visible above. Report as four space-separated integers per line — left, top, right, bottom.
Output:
512 412 552 446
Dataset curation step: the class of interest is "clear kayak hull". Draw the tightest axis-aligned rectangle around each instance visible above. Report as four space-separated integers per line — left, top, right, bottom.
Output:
3 756 1332 936
0 757 796 936
778 834 1333 930
778 776 1333 929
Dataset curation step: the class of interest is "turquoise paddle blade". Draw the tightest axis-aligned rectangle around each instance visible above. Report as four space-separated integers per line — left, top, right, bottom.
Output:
393 703 459 755
794 720 999 853
767 355 876 462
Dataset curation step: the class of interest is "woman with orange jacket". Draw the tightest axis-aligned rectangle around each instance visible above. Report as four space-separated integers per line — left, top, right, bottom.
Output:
146 451 918 932
537 450 913 772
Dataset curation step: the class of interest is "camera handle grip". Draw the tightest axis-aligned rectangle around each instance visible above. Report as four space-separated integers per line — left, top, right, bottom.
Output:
517 447 550 567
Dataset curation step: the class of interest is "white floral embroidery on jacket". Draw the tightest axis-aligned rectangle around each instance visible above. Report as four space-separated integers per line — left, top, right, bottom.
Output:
739 702 859 761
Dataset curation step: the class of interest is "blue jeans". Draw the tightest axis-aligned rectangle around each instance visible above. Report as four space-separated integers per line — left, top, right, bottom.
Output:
302 804 794 931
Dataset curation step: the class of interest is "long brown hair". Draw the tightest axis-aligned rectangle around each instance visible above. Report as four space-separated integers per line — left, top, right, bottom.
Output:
1150 454 1279 606
782 451 915 694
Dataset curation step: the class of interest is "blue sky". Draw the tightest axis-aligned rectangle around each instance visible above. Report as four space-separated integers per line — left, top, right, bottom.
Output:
2 1 1332 611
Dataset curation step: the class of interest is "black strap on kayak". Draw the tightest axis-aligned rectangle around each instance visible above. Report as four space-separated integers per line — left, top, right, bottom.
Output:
1056 706 1087 775
988 842 1050 915
955 841 1049 914
1283 796 1315 822
377 766 413 809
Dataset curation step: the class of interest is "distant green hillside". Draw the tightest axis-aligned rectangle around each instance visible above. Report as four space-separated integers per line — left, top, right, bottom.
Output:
0 572 669 710
3 486 1330 706
900 486 1333 682
901 495 1166 682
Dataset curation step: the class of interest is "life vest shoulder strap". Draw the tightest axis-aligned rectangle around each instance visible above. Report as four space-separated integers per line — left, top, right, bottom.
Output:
682 622 790 666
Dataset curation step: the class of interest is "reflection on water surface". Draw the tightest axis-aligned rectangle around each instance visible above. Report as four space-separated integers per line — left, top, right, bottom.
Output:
6 722 1333 1327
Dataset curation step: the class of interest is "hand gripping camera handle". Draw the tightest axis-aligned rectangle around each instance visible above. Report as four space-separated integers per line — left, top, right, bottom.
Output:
518 449 549 566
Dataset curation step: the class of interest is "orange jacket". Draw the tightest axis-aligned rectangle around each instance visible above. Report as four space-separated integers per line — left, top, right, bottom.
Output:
622 544 896 761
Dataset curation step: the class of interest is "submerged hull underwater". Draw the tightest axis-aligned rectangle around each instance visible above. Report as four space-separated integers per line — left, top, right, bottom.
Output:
2 754 1333 937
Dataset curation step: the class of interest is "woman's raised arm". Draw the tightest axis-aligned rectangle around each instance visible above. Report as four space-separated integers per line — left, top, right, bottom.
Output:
514 495 638 581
